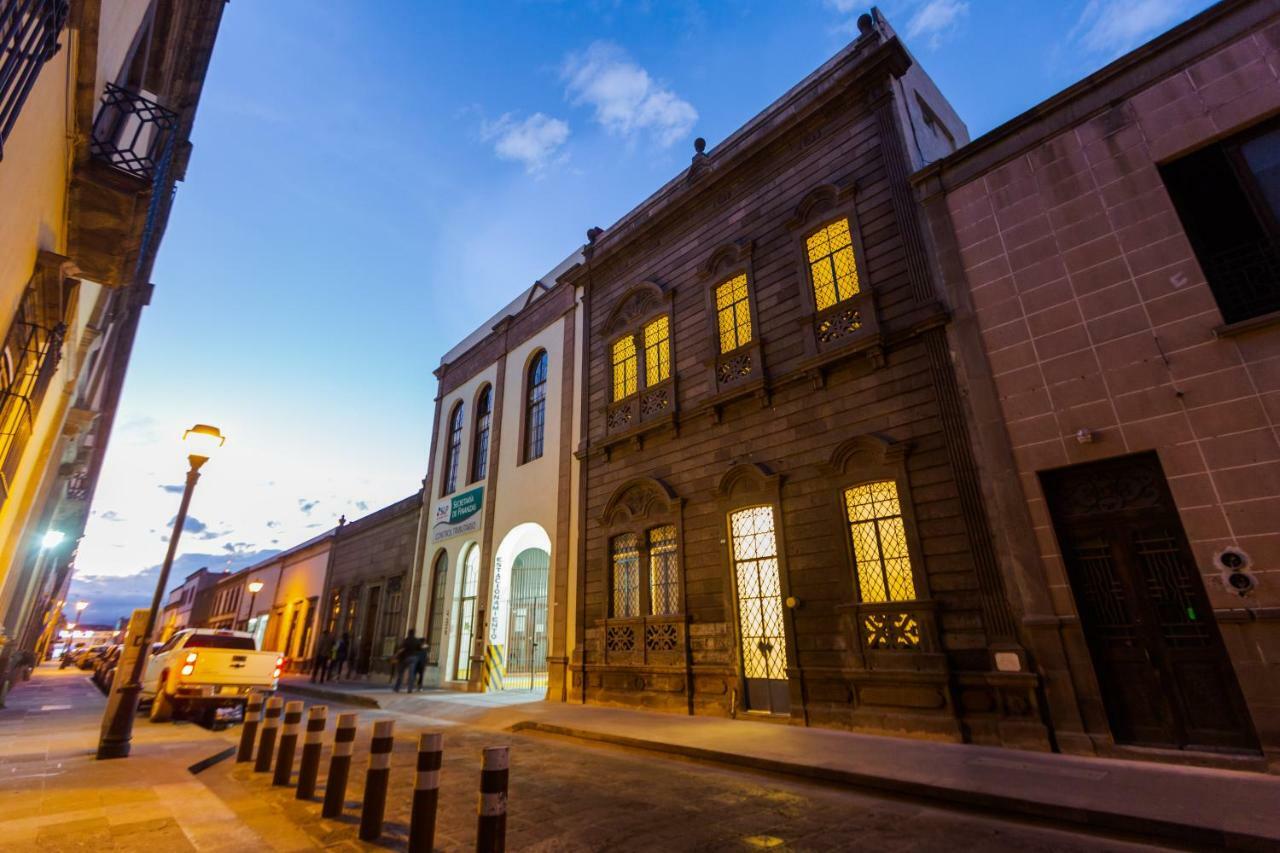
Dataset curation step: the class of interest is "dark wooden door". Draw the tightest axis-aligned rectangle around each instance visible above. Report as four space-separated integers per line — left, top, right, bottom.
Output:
1043 453 1258 752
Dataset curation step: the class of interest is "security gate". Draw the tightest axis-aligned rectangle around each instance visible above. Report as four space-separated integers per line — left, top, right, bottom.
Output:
505 547 549 690
1042 453 1258 752
729 506 790 714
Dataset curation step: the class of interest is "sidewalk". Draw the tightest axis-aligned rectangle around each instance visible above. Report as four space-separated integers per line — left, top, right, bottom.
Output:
282 677 1280 850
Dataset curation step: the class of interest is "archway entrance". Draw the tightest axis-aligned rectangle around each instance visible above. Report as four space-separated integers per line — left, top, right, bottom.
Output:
491 523 551 692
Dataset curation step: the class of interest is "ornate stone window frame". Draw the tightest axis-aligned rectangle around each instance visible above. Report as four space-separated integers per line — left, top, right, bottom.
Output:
827 433 944 671
786 182 884 377
699 239 769 418
596 476 687 667
600 281 678 451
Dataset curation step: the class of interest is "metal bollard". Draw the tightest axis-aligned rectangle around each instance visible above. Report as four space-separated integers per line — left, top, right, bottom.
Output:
272 700 304 786
236 692 263 762
476 746 509 853
321 712 358 818
254 696 283 773
409 732 443 853
295 705 327 800
359 719 395 841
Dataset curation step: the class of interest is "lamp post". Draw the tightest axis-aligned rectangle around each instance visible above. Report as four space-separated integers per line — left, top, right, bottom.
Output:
74 600 89 624
97 424 224 759
246 579 264 636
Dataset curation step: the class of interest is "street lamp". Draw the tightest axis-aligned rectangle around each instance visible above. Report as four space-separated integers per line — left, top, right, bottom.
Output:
246 579 264 633
97 423 225 759
74 600 89 623
42 530 66 549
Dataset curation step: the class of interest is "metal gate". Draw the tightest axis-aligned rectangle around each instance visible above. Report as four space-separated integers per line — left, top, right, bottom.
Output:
505 547 549 691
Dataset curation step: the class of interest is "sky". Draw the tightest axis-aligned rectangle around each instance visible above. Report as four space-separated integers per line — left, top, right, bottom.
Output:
69 0 1217 622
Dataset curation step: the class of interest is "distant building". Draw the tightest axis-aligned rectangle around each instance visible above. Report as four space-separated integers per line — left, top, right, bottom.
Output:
0 0 225 685
161 567 223 638
915 0 1278 764
412 262 585 695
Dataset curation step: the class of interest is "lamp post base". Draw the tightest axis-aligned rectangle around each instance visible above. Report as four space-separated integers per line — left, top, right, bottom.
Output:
97 683 142 759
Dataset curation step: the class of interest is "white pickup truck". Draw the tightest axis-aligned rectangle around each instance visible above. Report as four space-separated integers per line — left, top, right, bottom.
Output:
142 628 282 724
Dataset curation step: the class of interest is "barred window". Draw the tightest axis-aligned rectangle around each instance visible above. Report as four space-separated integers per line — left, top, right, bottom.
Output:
844 481 916 603
523 350 548 462
806 218 860 311
611 335 637 401
729 506 787 680
714 274 752 354
426 551 448 664
643 316 670 387
0 287 63 504
611 533 640 618
442 402 463 495
648 525 678 616
0 0 69 159
470 385 491 482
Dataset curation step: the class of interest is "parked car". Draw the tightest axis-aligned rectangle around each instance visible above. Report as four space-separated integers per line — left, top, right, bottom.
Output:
92 645 122 692
76 645 107 670
141 628 282 725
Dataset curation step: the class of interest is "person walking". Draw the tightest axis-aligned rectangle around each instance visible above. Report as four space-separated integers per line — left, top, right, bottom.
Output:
392 630 421 692
331 633 350 681
412 635 429 692
310 631 333 683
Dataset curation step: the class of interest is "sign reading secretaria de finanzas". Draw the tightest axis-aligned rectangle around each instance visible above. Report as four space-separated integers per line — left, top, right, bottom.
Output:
431 486 483 542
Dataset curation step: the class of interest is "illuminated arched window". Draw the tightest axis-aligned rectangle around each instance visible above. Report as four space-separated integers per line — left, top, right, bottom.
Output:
806 218 860 311
470 385 492 482
844 480 915 603
442 402 464 495
611 335 637 402
523 350 548 462
714 273 752 354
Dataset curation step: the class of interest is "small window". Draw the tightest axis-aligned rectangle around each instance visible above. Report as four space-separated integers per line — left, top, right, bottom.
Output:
806 219 860 311
611 336 637 401
523 350 548 462
611 533 640 618
714 274 753 354
643 315 670 386
648 525 678 616
844 481 915 603
470 386 491 482
442 402 464 495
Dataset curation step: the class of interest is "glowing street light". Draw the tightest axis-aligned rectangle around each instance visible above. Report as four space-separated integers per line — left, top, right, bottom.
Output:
74 600 89 622
247 579 264 630
98 423 226 759
41 529 66 549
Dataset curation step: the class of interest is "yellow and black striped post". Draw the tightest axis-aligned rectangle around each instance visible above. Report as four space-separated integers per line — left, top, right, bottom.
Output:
476 746 508 852
253 696 283 773
295 704 327 800
236 692 263 762
359 719 395 841
409 732 443 853
322 712 358 818
482 644 505 692
272 700 304 785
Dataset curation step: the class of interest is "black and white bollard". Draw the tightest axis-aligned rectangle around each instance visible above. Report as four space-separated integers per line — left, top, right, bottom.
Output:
295 704 327 800
476 746 509 853
359 719 395 841
254 696 283 773
236 692 263 763
321 712 358 818
272 700 304 786
409 732 443 853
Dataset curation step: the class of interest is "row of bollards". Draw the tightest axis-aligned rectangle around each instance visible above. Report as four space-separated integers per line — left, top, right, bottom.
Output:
234 691 508 851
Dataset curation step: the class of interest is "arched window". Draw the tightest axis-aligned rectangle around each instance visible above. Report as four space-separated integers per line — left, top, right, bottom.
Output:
442 402 464 495
714 273 752 353
455 544 480 680
844 480 915 603
806 218 860 311
426 550 448 664
470 385 492 482
523 350 548 462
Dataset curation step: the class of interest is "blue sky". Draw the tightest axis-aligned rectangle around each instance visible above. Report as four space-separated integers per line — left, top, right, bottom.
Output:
72 0 1215 612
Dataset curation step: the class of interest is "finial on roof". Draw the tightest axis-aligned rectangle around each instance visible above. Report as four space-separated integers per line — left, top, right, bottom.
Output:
586 227 603 244
856 13 873 34
694 137 706 155
337 514 346 527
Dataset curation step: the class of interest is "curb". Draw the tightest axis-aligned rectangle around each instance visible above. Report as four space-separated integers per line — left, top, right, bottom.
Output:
509 721 1275 852
278 682 382 709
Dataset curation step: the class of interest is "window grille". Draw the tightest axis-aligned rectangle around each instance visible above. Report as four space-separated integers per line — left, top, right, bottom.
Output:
470 385 491 482
0 287 63 505
844 481 916 603
806 218 860 311
643 316 670 387
728 506 787 680
715 274 752 354
426 552 448 664
443 402 463 495
89 82 179 180
648 525 678 616
611 533 640 618
380 577 403 658
523 350 548 462
611 335 637 401
455 545 479 679
0 0 69 159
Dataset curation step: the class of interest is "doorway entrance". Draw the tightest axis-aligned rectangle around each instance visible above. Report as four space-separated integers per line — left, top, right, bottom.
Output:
1042 452 1258 752
358 585 381 674
505 547 549 691
728 506 790 714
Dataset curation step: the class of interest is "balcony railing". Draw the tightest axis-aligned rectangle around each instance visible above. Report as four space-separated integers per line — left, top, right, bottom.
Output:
90 82 179 181
605 376 676 438
0 0 69 159
599 614 687 666
1202 237 1280 325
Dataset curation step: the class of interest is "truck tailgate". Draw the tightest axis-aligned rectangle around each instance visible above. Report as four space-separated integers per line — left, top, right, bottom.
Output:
177 649 279 688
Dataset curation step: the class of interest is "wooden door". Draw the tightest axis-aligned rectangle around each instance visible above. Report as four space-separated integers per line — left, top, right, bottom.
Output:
1043 453 1258 752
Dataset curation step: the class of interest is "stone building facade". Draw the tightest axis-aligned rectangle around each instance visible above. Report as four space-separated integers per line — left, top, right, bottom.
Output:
411 262 584 698
321 493 422 676
915 0 1279 767
560 13 1050 748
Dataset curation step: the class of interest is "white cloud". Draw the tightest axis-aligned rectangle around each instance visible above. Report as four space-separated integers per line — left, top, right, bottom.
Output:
561 41 697 148
481 112 571 174
823 0 861 12
905 0 969 48
1069 0 1198 57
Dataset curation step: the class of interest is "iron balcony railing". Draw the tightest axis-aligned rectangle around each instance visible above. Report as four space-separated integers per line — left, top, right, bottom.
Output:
89 82 179 181
0 0 69 159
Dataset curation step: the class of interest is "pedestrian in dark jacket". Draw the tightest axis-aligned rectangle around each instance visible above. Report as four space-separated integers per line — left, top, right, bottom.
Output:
393 630 421 692
332 633 350 681
311 631 334 683
412 638 429 692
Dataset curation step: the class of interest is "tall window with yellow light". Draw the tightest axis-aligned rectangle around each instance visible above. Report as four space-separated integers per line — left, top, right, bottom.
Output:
714 274 752 353
844 480 916 604
611 335 637 402
642 315 670 386
806 218 860 311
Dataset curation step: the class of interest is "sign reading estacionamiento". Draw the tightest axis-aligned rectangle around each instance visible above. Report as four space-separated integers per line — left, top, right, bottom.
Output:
432 486 483 542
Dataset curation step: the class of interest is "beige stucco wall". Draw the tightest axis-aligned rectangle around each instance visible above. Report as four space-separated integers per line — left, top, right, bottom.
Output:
271 542 330 662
